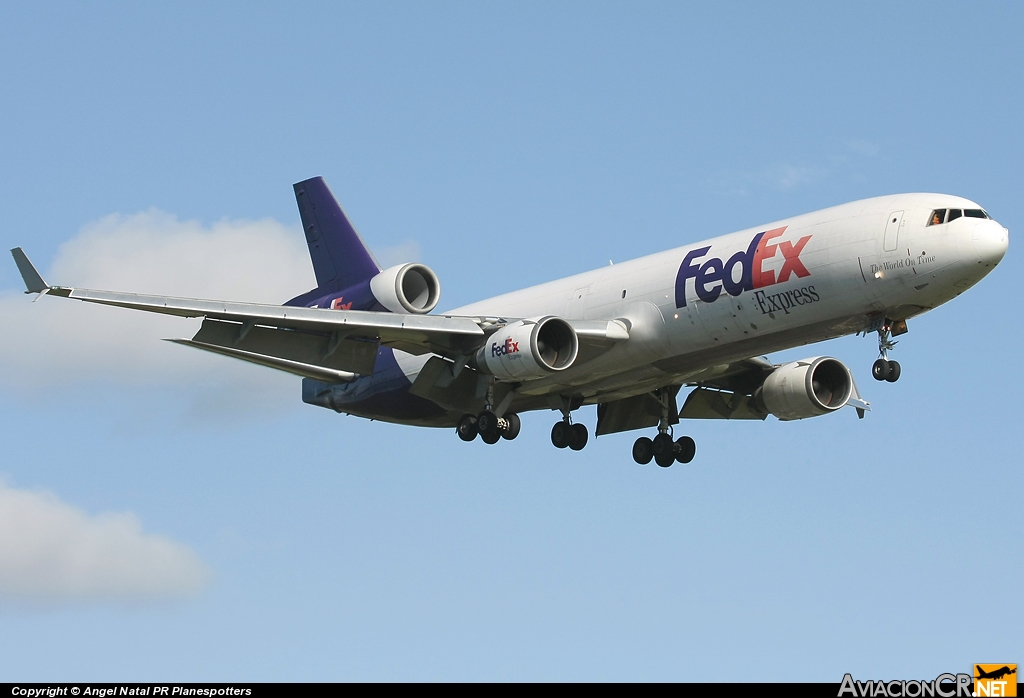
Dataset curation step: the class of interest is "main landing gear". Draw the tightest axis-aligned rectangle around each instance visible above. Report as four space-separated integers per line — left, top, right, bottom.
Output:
456 379 521 445
455 386 698 467
631 433 695 468
631 388 695 467
871 320 902 383
457 410 521 444
550 410 588 451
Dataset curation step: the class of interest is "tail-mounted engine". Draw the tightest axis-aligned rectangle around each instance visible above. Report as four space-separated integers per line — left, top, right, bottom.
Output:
473 316 579 381
369 263 441 314
290 262 442 314
754 356 853 420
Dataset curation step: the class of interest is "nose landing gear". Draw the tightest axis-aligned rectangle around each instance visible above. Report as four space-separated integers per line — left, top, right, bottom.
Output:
871 358 901 382
631 388 696 467
871 320 903 383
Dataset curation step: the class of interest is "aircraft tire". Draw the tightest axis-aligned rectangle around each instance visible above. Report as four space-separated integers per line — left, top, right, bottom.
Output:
652 433 674 467
477 410 499 439
501 413 521 440
675 436 696 464
632 437 653 465
886 360 901 383
872 358 891 381
481 430 501 445
457 414 478 442
569 423 588 451
551 421 571 449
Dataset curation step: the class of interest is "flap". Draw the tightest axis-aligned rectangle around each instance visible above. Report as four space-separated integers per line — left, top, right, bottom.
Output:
595 387 679 436
191 318 380 375
168 339 357 383
688 356 775 395
408 356 485 413
679 388 768 420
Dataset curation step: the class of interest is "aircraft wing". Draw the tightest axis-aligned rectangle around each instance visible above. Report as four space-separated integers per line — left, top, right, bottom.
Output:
599 355 870 435
677 356 869 419
46 285 488 356
11 248 630 381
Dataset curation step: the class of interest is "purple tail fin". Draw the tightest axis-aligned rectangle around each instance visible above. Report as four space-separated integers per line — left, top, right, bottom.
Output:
292 177 380 296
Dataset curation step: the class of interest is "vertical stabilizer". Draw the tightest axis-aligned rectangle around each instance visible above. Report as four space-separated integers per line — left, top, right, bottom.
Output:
293 177 381 294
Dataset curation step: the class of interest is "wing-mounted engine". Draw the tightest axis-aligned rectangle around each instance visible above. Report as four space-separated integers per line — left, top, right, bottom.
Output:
679 355 869 422
754 356 853 420
472 316 579 380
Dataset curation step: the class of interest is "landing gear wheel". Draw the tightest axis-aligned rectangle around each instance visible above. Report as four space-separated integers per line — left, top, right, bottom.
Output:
501 413 521 440
632 437 654 465
551 421 571 449
456 414 478 442
480 430 501 445
885 360 901 383
872 358 891 381
569 423 588 451
675 436 696 464
476 410 499 439
652 433 675 468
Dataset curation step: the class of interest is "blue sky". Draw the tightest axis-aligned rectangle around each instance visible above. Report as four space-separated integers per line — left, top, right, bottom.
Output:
0 1 1020 681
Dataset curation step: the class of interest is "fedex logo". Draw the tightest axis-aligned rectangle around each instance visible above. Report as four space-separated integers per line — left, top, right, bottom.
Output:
675 226 812 307
491 338 520 357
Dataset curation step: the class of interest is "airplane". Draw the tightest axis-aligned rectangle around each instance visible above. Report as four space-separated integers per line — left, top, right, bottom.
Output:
975 666 1016 681
10 177 1009 467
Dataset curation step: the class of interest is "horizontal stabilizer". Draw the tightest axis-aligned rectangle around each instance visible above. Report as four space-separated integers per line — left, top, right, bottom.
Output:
10 248 48 293
168 339 357 383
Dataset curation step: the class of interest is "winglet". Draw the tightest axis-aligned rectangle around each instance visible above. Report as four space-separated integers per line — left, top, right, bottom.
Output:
10 248 49 294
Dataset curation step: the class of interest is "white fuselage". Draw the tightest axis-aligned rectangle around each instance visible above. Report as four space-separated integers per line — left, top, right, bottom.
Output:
389 193 1006 409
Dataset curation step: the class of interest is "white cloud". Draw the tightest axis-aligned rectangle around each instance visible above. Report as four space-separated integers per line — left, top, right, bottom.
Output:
0 480 209 602
771 164 823 190
710 162 827 197
1 210 315 394
376 240 422 269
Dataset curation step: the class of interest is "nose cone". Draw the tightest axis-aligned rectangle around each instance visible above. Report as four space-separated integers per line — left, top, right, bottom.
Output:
973 219 1009 268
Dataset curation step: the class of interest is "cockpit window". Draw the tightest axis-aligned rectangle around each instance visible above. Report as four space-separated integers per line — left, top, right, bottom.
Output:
928 208 990 226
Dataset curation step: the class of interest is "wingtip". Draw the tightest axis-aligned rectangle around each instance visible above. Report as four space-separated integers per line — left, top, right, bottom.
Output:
10 247 49 294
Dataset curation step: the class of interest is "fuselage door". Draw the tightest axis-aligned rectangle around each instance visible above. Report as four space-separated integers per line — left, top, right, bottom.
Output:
883 211 904 252
568 286 590 318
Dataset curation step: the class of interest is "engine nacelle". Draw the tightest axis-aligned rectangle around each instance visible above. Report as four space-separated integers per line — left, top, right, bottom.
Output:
474 316 579 381
368 263 441 314
755 356 853 420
